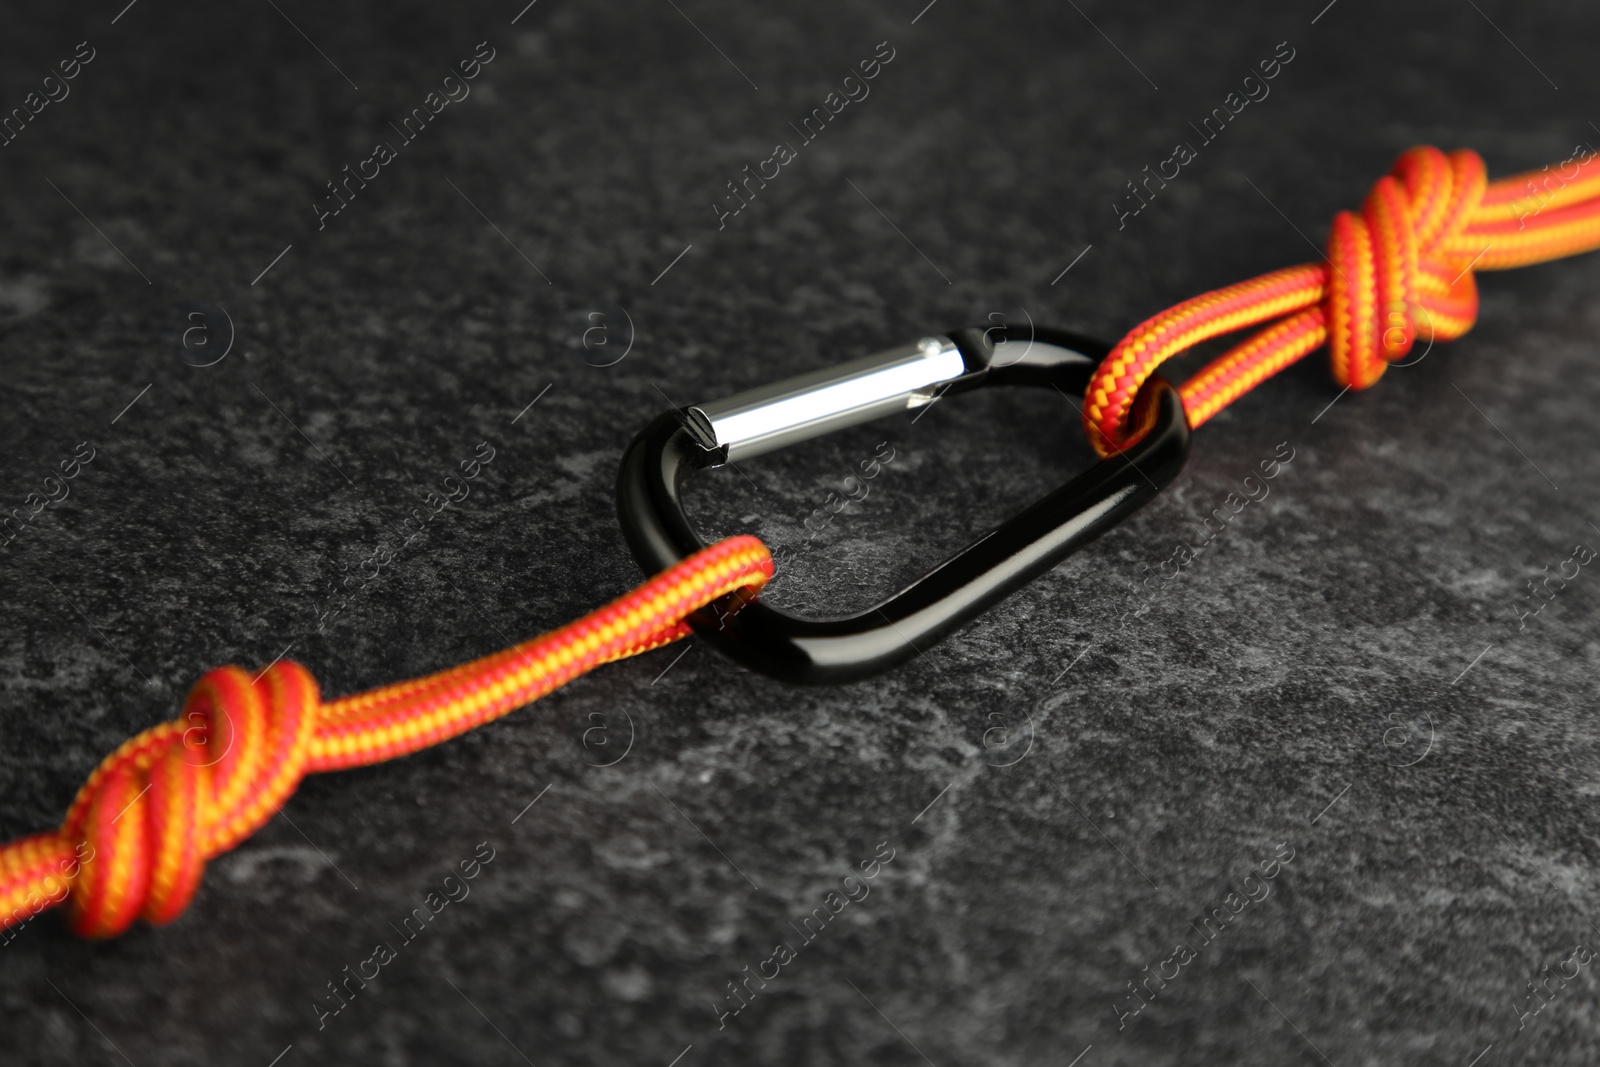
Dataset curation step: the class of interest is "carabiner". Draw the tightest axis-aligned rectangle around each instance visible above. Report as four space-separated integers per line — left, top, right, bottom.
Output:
615 324 1190 684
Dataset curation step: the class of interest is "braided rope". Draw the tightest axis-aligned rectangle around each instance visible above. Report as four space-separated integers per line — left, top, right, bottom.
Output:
0 536 771 939
1085 146 1600 453
9 145 1600 943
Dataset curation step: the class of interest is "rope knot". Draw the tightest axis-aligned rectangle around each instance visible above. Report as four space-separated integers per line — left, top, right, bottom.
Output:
1 535 772 942
1324 146 1488 389
1077 143 1600 456
61 662 319 938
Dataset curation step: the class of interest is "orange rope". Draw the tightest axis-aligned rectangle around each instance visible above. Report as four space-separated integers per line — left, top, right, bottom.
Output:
9 144 1600 943
1085 145 1600 453
0 535 771 939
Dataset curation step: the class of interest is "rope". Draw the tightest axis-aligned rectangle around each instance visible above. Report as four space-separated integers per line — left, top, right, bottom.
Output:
8 145 1600 942
1085 145 1600 453
0 535 771 939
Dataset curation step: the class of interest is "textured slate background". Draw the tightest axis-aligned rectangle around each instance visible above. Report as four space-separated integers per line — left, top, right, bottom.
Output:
2 1 1599 1064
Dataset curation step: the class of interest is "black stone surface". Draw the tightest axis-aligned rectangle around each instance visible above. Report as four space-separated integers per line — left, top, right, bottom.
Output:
2 1 1599 1064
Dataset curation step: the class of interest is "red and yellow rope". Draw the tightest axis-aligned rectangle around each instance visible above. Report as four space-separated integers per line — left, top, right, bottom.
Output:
1085 145 1600 453
0 535 771 940
7 145 1600 942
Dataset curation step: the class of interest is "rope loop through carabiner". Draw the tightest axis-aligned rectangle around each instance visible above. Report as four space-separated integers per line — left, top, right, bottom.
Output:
1085 145 1600 453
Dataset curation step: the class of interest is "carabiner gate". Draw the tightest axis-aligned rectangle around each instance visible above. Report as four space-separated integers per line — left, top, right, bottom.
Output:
615 325 1190 684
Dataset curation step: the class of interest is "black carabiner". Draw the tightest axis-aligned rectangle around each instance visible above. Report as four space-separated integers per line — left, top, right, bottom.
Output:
615 325 1190 684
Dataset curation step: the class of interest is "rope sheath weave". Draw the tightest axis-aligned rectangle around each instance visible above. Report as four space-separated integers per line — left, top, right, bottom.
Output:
0 536 771 939
1085 146 1600 453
